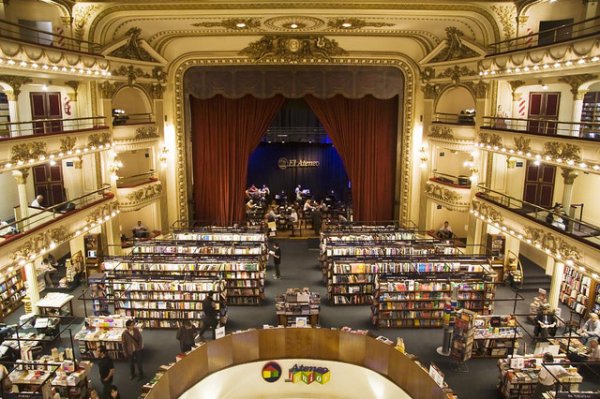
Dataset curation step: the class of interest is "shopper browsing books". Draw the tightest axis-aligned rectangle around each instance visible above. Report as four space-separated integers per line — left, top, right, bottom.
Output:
534 353 569 399
122 320 144 381
270 242 282 279
436 221 454 240
176 320 198 352
199 291 218 339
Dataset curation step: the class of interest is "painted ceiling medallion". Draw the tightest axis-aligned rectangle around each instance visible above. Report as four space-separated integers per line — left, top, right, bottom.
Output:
263 16 325 31
327 17 394 30
240 35 347 63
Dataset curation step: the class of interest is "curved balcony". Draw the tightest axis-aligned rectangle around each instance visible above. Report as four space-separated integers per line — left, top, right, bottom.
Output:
0 117 108 140
433 112 476 126
112 114 158 142
475 184 600 250
117 178 163 212
481 116 600 142
430 171 472 189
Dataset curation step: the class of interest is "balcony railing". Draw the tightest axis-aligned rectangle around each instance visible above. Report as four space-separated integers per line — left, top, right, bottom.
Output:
1 186 113 244
0 116 107 139
488 16 600 55
430 171 472 188
481 116 600 141
0 19 102 54
476 184 600 249
433 112 476 126
113 113 154 126
116 171 157 188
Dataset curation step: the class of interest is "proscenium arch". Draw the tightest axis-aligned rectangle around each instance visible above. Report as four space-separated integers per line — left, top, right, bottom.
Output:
170 54 418 226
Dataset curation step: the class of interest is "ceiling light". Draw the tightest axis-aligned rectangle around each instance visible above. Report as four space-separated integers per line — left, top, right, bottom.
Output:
342 22 352 28
290 23 298 29
236 22 247 28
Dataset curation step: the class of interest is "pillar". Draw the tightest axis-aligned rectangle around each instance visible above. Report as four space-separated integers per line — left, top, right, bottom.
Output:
571 90 587 137
13 169 30 230
105 217 122 256
100 98 113 128
560 168 579 218
547 259 564 311
6 91 19 137
153 98 169 233
24 261 40 315
466 213 484 255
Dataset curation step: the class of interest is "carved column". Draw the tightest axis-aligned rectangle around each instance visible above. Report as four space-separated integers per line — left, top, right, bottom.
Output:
24 261 41 315
418 92 435 231
6 91 19 137
572 90 587 137
12 169 30 229
560 168 579 221
466 212 484 255
548 260 564 310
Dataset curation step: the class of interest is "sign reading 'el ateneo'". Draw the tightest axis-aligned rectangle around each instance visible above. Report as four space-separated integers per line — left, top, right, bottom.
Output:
278 157 320 170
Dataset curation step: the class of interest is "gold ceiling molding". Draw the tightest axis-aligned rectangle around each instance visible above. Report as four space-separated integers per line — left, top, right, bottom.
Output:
543 142 582 162
99 81 122 99
11 142 47 162
239 35 347 63
558 74 599 100
490 4 516 40
263 16 325 31
11 227 69 263
192 18 261 30
524 226 582 261
513 136 531 153
327 17 394 30
111 65 151 84
60 137 77 153
173 55 416 225
88 132 112 147
73 4 99 40
0 75 33 97
464 81 488 99
134 126 159 139
120 181 164 211
431 27 479 63
422 83 440 100
438 65 477 83
429 125 454 139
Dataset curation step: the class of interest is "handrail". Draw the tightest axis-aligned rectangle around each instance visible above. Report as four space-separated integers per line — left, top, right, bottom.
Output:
433 112 476 125
481 116 600 139
476 184 600 248
506 250 524 290
113 112 154 126
488 16 600 54
431 171 472 188
1 185 112 239
0 116 107 139
116 171 157 188
0 19 101 53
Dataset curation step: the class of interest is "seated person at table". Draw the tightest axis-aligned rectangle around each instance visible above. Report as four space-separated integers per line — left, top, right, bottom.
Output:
534 305 557 339
588 339 600 361
289 207 298 223
578 313 600 343
295 185 302 201
132 221 149 238
436 221 454 239
303 199 317 213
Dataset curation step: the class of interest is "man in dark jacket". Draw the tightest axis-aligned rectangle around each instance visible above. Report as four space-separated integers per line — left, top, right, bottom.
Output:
199 291 218 339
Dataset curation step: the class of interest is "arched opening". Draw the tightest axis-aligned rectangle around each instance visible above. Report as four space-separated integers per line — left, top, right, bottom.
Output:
435 86 475 115
113 86 152 120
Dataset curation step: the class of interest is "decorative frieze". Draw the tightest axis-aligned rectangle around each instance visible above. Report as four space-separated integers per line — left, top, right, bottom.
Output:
11 142 47 162
471 200 504 223
88 132 111 147
119 181 163 211
134 126 159 139
513 137 531 153
543 142 581 162
239 35 347 62
431 27 479 62
429 125 454 139
327 18 394 30
192 18 261 30
478 132 503 147
0 75 33 97
11 227 68 263
524 226 582 261
60 137 77 153
425 182 469 211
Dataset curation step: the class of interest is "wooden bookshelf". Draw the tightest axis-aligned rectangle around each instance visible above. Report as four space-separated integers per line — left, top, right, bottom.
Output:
559 265 596 315
74 315 130 360
0 267 25 319
112 278 226 329
472 315 522 358
451 309 476 362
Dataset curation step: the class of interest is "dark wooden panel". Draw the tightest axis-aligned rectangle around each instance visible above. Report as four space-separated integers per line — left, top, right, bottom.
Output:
207 334 234 373
169 344 209 398
258 328 287 359
529 93 542 116
545 92 560 118
338 331 366 365
231 329 260 364
363 336 390 375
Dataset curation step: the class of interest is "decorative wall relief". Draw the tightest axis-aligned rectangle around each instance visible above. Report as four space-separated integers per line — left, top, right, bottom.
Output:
490 5 516 40
88 132 111 147
11 142 47 162
478 132 503 147
513 137 531 153
425 182 469 211
524 226 582 261
239 35 347 62
134 126 159 139
431 27 479 62
60 137 77 152
327 18 394 30
119 182 163 211
543 142 581 161
11 226 68 262
438 65 476 83
429 125 454 139
108 27 155 62
192 18 261 30
0 75 33 97
471 200 504 223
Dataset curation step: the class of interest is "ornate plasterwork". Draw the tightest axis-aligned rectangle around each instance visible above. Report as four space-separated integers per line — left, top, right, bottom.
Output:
88 132 111 147
263 16 325 31
99 81 122 99
422 83 440 100
11 226 69 262
558 74 598 100
109 27 156 62
509 80 526 92
11 142 47 162
471 200 504 224
478 132 503 147
139 82 165 100
239 35 347 63
73 4 98 40
464 80 488 99
112 65 151 85
490 5 516 40
543 142 582 162
192 18 261 30
134 126 159 139
0 75 33 97
560 168 579 185
431 27 479 62
119 181 163 211
327 17 394 30
524 226 582 261
173 56 416 225
85 202 120 224
438 65 476 83
429 125 454 139
60 137 77 153
513 137 531 153
425 182 469 211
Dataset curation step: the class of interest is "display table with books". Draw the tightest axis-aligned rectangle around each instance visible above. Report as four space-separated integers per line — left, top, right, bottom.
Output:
74 315 131 360
275 288 320 327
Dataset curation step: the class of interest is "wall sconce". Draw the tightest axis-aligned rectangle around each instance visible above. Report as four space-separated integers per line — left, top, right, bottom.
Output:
159 146 169 168
464 151 479 182
418 146 428 168
109 156 123 181
539 80 548 90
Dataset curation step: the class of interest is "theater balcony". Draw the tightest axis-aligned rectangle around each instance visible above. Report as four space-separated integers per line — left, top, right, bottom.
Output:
425 172 472 212
0 19 109 78
472 184 600 273
116 172 163 212
479 17 600 78
112 113 158 143
0 186 118 268
0 117 111 173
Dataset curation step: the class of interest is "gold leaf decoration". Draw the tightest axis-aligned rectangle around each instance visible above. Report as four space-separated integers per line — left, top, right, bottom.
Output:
11 142 47 162
513 137 531 153
60 137 77 152
240 35 347 63
429 125 454 139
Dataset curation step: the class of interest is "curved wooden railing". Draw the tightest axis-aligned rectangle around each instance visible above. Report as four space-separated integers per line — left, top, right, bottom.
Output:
142 327 449 399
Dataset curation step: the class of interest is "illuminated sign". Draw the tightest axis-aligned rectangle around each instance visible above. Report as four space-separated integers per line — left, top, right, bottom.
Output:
285 364 330 385
278 157 320 170
261 361 282 383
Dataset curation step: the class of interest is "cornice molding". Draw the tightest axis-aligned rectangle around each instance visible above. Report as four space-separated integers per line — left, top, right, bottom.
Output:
424 182 470 212
118 181 163 211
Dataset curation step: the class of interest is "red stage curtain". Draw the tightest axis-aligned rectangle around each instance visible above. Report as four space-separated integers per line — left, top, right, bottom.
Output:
305 95 398 221
190 95 285 225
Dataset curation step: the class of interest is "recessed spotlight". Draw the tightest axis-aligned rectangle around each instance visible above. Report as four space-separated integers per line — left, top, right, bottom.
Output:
342 22 352 28
236 22 247 28
290 23 298 29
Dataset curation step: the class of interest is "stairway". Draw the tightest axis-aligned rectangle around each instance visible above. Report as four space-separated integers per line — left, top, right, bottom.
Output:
517 256 552 293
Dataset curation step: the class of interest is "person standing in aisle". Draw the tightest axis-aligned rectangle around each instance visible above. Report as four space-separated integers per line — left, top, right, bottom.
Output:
96 346 114 399
270 242 282 279
122 320 144 381
534 352 569 399
109 385 121 399
176 320 198 352
199 291 218 340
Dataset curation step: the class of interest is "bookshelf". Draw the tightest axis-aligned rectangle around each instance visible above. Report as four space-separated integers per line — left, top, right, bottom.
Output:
371 261 496 328
450 309 476 362
275 288 320 327
104 257 265 305
593 282 600 314
472 315 522 358
0 267 25 319
132 240 265 256
112 278 226 329
581 91 600 139
74 315 130 360
171 231 266 243
559 265 595 315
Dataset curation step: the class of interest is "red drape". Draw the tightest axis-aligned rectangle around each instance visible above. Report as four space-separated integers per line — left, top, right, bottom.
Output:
305 95 398 221
190 95 285 225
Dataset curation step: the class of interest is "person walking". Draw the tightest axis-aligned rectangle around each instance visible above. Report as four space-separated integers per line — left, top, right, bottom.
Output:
122 320 144 381
199 291 218 340
96 346 114 399
176 320 198 352
271 242 281 279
